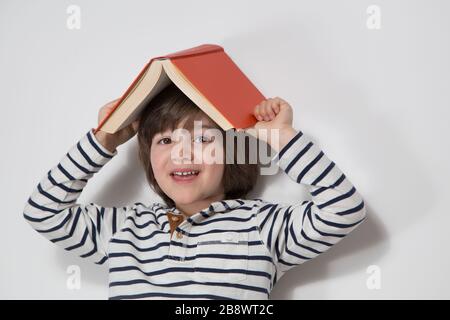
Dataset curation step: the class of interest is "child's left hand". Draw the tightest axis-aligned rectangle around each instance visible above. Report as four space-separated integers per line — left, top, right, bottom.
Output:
238 97 296 150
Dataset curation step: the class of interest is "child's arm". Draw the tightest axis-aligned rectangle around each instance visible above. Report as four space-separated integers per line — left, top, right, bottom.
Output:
22 100 140 265
244 98 367 279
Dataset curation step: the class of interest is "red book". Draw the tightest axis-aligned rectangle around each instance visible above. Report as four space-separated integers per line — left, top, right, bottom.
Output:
94 44 265 134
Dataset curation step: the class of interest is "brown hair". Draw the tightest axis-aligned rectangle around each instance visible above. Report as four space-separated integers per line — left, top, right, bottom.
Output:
137 83 260 208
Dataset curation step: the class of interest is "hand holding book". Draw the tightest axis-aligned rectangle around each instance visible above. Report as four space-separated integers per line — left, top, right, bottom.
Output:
94 98 140 153
237 97 298 153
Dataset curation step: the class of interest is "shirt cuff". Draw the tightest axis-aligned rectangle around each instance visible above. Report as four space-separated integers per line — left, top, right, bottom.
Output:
85 128 118 160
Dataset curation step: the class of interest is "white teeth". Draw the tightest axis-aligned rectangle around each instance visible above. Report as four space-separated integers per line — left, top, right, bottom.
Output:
172 171 199 176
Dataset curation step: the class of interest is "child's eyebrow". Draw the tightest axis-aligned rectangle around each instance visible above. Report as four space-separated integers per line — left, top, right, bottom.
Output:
153 122 219 139
157 124 218 135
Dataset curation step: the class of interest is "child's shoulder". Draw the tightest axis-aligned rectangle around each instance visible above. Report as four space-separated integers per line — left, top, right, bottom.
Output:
243 197 274 208
245 197 291 211
247 197 272 204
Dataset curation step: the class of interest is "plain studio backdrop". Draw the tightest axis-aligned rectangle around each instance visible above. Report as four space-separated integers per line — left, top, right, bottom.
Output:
1 0 448 299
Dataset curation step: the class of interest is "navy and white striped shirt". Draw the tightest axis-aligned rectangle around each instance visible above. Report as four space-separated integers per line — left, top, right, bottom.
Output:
23 128 366 299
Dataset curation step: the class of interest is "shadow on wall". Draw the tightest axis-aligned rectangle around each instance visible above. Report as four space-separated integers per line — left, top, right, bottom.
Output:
57 20 433 299
251 166 386 299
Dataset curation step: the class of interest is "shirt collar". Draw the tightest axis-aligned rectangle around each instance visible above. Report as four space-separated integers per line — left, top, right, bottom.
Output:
163 199 245 224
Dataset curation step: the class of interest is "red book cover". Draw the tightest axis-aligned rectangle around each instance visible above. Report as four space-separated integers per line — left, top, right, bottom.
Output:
94 44 265 134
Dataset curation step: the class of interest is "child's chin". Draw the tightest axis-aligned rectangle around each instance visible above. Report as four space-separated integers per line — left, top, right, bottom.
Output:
171 194 200 205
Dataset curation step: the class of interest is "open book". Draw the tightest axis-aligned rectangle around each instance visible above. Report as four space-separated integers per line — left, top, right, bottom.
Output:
94 44 265 134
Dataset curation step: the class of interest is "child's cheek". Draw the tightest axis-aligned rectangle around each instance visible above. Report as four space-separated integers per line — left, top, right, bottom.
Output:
150 148 169 176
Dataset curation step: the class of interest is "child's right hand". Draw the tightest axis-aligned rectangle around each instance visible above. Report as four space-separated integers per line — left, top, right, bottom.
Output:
94 98 140 153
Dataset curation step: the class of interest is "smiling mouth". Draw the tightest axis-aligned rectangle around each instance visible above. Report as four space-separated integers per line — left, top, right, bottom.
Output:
170 170 200 183
170 170 200 176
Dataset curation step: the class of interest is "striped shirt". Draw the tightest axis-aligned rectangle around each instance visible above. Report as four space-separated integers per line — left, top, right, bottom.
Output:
23 128 367 300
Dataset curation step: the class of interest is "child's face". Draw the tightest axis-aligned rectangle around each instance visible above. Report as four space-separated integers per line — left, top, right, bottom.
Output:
150 116 225 208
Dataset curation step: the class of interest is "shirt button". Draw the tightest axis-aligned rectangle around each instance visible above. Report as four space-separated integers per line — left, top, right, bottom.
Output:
176 231 183 239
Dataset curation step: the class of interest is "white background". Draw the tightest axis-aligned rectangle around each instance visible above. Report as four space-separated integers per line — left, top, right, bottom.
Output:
1 0 449 299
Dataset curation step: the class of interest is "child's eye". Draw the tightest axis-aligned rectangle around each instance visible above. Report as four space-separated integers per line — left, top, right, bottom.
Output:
193 135 215 143
157 137 172 145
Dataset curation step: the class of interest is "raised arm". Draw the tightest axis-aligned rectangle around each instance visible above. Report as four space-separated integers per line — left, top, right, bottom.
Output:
23 100 141 264
243 98 367 281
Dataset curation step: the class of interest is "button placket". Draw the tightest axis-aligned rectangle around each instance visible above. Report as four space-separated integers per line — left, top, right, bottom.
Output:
167 211 190 262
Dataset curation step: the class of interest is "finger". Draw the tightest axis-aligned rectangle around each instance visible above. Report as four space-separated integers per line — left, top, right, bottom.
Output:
266 101 276 119
254 104 262 121
269 106 277 119
103 99 120 112
263 102 275 120
272 99 281 114
254 104 263 121
275 97 290 110
107 98 120 106
260 102 269 121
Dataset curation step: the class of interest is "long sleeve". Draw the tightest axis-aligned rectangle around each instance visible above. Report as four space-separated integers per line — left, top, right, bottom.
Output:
23 128 133 265
255 130 367 280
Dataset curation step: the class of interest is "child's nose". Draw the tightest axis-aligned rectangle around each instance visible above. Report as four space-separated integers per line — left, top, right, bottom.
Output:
171 140 195 164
